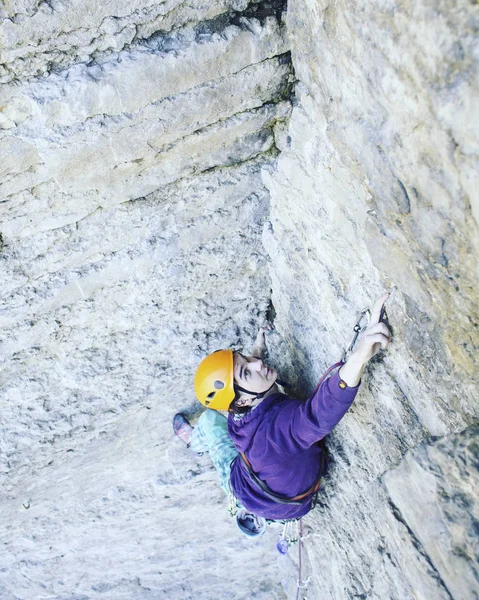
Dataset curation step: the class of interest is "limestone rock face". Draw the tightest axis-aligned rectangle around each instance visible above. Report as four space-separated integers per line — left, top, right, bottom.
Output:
300 426 479 600
0 0 254 82
1 0 478 599
263 0 479 598
383 425 479 600
1 2 292 598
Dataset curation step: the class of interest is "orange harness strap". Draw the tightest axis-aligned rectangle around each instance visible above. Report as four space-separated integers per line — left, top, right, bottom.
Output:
240 452 321 503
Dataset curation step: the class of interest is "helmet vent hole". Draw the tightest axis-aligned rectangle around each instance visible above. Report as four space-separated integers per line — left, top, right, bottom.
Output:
214 380 224 390
207 391 216 399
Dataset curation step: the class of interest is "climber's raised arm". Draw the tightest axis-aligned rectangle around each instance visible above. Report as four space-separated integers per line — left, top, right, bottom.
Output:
268 292 392 451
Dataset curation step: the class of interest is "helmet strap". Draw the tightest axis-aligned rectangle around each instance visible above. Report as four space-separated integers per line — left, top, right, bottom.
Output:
233 381 276 401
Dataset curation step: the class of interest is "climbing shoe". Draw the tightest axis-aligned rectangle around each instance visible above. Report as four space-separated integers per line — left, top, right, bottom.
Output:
235 508 266 538
173 414 202 456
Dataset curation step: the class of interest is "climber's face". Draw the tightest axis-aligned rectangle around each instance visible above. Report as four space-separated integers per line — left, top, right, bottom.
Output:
233 353 277 405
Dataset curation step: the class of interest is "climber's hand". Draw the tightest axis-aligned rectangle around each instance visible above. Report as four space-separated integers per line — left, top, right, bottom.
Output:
339 293 391 387
354 293 391 363
251 323 274 358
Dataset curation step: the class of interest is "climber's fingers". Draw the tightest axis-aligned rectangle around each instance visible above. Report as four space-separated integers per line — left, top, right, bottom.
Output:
370 292 390 325
365 317 392 356
355 318 392 362
355 330 390 363
365 332 391 352
365 322 391 339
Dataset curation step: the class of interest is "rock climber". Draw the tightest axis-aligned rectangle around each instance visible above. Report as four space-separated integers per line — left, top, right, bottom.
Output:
174 293 391 536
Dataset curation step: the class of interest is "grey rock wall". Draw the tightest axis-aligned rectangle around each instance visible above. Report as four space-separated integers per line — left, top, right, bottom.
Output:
1 0 478 598
0 1 253 82
264 0 479 598
383 425 479 600
0 2 293 598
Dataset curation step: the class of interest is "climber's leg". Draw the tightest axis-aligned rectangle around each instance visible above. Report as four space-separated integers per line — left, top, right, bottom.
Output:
189 409 238 494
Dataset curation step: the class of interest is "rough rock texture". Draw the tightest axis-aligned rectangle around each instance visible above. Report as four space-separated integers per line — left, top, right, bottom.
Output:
0 0 257 82
383 425 479 600
1 2 292 598
1 0 478 598
263 0 479 598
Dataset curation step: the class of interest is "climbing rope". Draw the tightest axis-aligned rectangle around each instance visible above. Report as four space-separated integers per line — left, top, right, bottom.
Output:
275 518 310 598
290 307 375 598
311 360 344 396
295 518 304 600
249 306 380 593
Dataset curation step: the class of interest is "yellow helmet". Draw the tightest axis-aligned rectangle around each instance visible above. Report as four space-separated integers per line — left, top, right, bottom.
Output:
194 349 235 411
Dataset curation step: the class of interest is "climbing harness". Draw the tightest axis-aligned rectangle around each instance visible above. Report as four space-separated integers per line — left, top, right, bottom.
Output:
239 452 322 505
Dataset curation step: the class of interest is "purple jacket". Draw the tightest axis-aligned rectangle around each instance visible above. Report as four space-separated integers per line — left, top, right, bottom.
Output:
228 369 359 520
